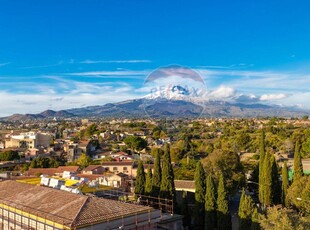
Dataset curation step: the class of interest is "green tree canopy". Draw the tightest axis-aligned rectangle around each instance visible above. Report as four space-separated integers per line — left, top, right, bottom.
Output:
281 162 289 207
135 160 146 196
160 144 176 204
124 136 148 152
193 161 206 229
152 153 162 197
259 129 266 204
0 150 20 161
30 156 59 168
217 173 232 230
238 189 255 230
76 153 91 170
293 141 304 181
144 166 153 196
205 174 217 230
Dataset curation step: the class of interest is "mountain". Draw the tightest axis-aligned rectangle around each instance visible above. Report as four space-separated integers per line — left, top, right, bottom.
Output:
1 99 309 121
1 110 75 121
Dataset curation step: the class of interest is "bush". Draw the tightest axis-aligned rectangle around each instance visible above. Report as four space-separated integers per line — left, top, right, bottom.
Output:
0 150 20 161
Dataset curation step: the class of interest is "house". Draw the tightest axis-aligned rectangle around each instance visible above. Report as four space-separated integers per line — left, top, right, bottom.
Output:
98 173 130 188
101 162 134 175
65 143 83 162
0 181 167 230
82 165 105 175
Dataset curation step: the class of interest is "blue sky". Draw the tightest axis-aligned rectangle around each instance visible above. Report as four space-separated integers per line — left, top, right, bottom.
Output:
0 0 310 116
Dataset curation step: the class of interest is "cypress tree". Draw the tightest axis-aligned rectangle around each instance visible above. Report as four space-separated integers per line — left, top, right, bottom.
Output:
160 144 176 203
205 174 216 230
152 152 162 197
181 190 191 229
145 166 153 196
250 207 260 230
217 173 232 230
262 151 272 206
281 162 289 207
238 189 255 230
271 155 281 204
258 130 266 204
293 141 303 181
135 160 146 197
193 161 206 229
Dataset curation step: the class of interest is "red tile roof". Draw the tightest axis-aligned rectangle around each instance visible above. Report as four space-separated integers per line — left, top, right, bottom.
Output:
27 166 79 176
82 165 103 172
0 181 154 228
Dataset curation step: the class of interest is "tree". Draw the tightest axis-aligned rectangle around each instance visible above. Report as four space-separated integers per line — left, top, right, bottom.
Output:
124 136 147 152
76 153 91 169
145 166 153 196
160 144 176 204
217 173 232 230
135 160 146 197
84 124 98 138
286 176 310 214
281 162 289 207
250 207 260 230
0 150 20 161
293 141 303 181
259 130 266 204
260 206 310 230
181 191 191 229
271 155 281 204
30 156 59 168
203 149 244 193
238 189 255 230
193 161 206 229
152 153 162 197
205 174 217 230
261 151 273 206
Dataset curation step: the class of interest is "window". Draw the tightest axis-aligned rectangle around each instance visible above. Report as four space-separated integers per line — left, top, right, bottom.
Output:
113 167 118 171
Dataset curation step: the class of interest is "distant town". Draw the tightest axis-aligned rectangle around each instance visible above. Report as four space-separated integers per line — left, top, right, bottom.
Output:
0 116 309 229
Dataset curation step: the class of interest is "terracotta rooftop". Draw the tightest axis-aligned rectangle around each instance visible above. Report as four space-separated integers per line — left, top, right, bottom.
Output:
27 166 79 176
101 162 134 166
0 181 154 228
83 165 103 172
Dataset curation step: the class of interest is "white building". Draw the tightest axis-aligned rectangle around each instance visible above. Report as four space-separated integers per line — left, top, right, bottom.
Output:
5 132 51 149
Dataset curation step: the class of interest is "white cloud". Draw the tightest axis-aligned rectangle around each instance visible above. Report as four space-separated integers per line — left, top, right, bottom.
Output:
260 93 288 101
66 70 148 77
208 86 236 99
80 59 151 64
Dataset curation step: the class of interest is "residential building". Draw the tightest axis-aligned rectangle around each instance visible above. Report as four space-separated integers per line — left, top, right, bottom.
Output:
82 165 105 175
5 132 50 149
0 181 166 230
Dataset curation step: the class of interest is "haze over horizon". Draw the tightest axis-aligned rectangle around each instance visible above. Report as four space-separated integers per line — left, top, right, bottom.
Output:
1 0 310 117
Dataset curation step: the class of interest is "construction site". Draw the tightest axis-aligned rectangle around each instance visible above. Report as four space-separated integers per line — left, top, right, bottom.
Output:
0 180 182 230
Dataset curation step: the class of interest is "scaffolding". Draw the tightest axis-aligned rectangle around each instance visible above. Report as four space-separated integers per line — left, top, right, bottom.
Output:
95 189 174 215
0 199 71 230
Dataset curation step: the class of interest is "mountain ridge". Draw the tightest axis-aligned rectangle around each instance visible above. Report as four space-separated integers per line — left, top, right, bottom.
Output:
0 98 309 121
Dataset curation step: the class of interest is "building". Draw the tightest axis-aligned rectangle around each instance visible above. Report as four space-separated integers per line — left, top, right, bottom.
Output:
101 162 134 175
27 166 79 177
98 172 130 188
5 132 50 149
101 162 154 177
0 181 165 230
82 165 105 175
